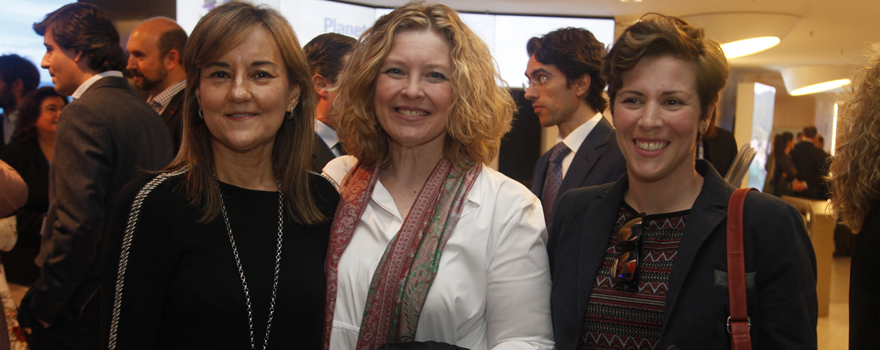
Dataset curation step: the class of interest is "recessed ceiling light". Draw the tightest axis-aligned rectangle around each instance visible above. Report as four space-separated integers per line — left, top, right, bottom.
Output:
720 36 780 59
790 79 851 96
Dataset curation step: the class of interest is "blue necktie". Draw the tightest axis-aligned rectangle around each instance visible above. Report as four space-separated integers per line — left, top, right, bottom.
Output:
542 142 571 222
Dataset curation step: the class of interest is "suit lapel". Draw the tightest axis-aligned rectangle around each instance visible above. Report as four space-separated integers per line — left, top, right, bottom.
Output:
576 176 629 322
531 151 551 198
658 161 733 340
312 133 336 172
560 118 613 194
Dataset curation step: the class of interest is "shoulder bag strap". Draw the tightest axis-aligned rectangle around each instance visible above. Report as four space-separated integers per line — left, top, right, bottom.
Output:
727 187 755 350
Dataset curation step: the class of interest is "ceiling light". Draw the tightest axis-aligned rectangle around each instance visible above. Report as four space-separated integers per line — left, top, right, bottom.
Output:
682 12 800 59
781 65 855 96
721 37 780 59
790 79 851 96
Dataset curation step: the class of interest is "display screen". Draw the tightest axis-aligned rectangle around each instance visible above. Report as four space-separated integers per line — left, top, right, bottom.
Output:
178 0 615 88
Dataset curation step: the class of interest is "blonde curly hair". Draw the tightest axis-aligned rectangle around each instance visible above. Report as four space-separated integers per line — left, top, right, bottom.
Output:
829 45 880 232
334 1 515 168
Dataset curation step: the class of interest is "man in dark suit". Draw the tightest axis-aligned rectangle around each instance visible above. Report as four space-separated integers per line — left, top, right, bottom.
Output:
525 28 626 223
22 4 173 348
790 125 831 199
126 17 187 154
304 33 356 172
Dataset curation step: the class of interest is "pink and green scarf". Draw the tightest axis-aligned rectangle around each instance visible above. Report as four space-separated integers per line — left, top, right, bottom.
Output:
323 157 481 350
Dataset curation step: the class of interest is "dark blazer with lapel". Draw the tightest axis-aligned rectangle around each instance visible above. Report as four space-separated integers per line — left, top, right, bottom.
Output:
547 160 818 350
312 132 336 173
531 117 626 201
160 88 185 155
20 76 173 326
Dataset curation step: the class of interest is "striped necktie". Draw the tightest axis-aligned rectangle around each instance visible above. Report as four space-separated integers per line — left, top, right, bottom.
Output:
542 142 571 221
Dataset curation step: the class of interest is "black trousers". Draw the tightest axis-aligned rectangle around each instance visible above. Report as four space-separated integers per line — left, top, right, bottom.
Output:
28 297 99 350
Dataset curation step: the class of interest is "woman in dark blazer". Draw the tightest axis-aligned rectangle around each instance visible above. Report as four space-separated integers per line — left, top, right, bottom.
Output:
0 87 67 285
547 14 818 350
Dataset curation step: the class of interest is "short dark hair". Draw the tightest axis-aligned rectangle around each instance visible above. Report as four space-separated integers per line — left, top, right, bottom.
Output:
803 125 818 139
33 3 125 72
0 55 40 96
604 14 728 138
527 27 608 113
304 33 356 83
12 86 68 142
158 25 188 66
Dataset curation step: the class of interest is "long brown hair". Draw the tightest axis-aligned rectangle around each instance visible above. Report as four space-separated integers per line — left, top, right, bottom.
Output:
167 2 322 225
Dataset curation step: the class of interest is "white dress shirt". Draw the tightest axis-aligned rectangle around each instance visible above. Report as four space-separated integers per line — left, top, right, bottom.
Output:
559 112 604 176
316 119 343 157
71 71 124 100
323 156 554 350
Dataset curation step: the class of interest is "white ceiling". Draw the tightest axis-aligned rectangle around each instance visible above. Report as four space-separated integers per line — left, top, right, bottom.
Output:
349 0 880 72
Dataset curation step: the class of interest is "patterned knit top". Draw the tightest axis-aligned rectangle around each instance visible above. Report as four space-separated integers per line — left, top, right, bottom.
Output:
578 204 689 350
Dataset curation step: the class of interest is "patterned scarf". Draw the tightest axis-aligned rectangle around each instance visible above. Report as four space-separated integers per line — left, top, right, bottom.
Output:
323 157 482 350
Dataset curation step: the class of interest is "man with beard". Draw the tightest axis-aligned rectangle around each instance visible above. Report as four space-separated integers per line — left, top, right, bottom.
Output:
0 54 40 144
126 17 187 154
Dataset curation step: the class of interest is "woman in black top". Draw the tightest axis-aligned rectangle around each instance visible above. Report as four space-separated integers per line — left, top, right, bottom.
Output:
828 49 880 350
770 132 806 197
0 87 67 285
102 3 338 349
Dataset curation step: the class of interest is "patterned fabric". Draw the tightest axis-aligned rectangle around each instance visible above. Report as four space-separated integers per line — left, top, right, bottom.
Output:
578 205 688 350
146 79 185 114
542 142 571 221
324 157 482 350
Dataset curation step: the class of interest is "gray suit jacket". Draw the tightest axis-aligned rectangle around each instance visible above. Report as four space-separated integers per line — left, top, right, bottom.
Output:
531 117 626 207
21 76 173 325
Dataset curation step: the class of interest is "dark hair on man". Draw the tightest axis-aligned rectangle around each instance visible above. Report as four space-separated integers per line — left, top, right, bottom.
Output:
527 27 608 113
803 125 818 139
0 55 40 97
158 25 188 66
12 86 68 142
33 3 125 72
304 33 357 83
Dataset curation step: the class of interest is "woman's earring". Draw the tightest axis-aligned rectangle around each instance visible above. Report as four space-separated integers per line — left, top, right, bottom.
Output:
285 109 294 120
198 109 204 119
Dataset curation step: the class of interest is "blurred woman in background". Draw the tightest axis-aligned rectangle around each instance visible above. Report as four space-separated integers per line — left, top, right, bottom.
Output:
0 86 67 287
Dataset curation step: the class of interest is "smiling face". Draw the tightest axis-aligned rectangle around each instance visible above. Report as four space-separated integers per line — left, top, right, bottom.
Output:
41 26 85 96
35 96 65 137
612 55 711 184
195 26 300 157
374 30 453 151
523 55 583 129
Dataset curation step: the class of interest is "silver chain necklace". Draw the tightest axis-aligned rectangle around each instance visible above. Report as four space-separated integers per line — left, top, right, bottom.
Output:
214 176 284 350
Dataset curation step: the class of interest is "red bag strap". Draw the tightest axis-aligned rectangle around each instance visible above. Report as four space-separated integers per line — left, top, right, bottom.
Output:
727 187 755 350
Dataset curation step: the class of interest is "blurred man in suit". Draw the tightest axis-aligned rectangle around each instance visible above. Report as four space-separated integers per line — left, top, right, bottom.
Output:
304 33 356 172
126 17 187 154
23 4 172 348
0 54 41 144
791 125 830 199
525 28 626 223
